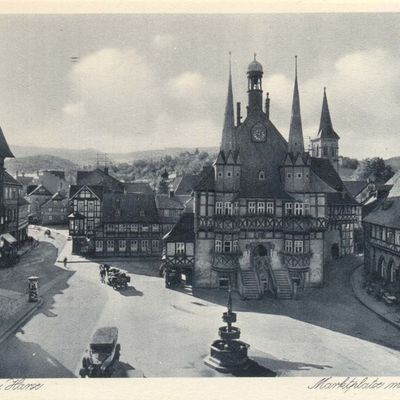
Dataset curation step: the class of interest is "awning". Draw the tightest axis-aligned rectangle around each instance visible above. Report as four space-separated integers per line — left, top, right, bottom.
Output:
1 233 17 244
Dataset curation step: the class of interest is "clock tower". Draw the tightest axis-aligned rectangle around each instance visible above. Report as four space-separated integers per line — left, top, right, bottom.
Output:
247 54 263 113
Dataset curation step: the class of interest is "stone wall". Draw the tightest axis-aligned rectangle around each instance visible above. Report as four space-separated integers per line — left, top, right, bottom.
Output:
309 238 324 287
194 238 214 287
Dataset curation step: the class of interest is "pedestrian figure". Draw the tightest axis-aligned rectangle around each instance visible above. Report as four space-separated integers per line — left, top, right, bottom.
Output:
63 257 68 268
100 265 106 283
104 264 110 277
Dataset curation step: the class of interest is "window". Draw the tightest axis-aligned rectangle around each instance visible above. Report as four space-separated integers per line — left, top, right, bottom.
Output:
152 240 160 252
176 242 185 254
224 241 232 253
234 202 240 215
216 202 223 215
48 215 53 221
131 224 138 232
387 229 395 244
77 201 85 213
294 240 303 253
294 203 303 216
257 202 265 214
88 201 94 212
224 202 233 215
130 240 138 252
140 210 145 217
233 240 239 253
152 224 160 232
48 207 53 212
285 240 293 253
218 171 223 178
87 220 94 231
287 173 292 179
266 202 274 214
331 147 335 156
258 171 265 180
285 203 293 215
119 240 126 252
215 240 222 253
107 240 114 252
323 146 328 156
304 202 310 215
227 171 232 177
248 201 256 214
141 240 149 252
297 173 302 179
142 225 149 233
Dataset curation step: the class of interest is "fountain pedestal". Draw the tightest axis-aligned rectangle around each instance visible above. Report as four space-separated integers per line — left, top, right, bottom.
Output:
204 290 250 373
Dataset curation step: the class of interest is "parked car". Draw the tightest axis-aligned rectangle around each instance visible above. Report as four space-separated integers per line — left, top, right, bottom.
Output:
79 327 121 378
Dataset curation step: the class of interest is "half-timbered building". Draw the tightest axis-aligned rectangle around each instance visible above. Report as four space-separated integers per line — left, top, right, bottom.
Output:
165 56 361 299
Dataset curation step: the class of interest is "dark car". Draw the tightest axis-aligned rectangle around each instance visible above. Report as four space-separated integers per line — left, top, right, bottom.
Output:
79 327 121 378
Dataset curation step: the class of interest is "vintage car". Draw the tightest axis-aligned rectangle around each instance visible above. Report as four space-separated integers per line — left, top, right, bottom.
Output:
107 269 131 290
79 327 121 378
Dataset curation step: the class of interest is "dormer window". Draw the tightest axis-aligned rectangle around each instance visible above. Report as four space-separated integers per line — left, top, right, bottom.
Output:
258 171 265 180
297 173 302 179
227 171 232 177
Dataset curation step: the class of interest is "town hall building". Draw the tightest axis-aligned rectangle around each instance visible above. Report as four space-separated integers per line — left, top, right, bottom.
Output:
163 55 361 299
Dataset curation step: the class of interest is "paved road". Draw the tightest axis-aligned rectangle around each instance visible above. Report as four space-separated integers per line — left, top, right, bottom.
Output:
1 231 400 377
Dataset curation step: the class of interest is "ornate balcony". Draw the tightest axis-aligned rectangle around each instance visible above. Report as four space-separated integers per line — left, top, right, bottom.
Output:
164 254 195 268
279 250 312 272
212 251 241 272
282 215 326 233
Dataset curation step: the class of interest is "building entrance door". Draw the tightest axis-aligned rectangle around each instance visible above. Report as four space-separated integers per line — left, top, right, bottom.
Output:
331 244 339 259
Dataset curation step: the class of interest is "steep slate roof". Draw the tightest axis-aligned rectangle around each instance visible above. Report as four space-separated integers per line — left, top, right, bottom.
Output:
220 60 235 152
76 169 123 192
18 196 30 206
194 166 215 192
173 174 199 196
343 180 369 198
41 191 67 207
163 212 195 242
310 157 344 192
28 184 52 196
288 57 304 154
155 194 183 210
123 182 153 194
4 172 22 186
326 192 359 206
102 193 158 223
316 88 340 140
69 185 104 200
0 126 14 159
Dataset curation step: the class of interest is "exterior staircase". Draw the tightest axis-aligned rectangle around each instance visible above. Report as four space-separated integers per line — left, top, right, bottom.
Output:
240 269 261 300
271 269 293 299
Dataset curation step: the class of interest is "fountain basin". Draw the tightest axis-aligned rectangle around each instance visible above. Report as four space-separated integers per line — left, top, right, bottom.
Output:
219 326 241 340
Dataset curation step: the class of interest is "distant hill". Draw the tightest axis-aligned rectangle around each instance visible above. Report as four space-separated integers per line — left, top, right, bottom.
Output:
5 155 79 176
8 145 219 166
385 156 400 171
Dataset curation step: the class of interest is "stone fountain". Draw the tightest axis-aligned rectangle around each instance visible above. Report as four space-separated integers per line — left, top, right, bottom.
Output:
204 288 250 373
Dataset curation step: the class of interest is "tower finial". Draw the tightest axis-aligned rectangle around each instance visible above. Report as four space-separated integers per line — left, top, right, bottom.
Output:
254 52 257 61
295 55 298 77
324 86 326 94
229 51 232 75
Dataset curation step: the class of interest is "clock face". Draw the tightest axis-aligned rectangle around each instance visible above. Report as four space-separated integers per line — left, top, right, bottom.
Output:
251 123 266 142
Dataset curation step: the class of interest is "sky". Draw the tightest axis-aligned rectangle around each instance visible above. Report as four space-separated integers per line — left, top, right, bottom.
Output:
0 13 400 158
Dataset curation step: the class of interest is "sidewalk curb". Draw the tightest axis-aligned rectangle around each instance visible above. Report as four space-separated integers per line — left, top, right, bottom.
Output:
0 297 43 345
350 264 400 331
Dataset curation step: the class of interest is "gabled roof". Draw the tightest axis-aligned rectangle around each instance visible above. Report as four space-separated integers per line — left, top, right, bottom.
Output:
163 212 195 242
76 168 123 193
123 182 153 194
343 180 369 198
155 194 184 210
69 185 104 200
0 126 14 159
102 192 159 223
41 191 67 207
28 184 52 196
4 171 22 187
364 198 400 229
173 174 199 196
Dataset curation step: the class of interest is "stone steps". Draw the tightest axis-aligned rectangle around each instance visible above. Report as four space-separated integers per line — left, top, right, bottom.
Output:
241 270 261 300
271 269 293 299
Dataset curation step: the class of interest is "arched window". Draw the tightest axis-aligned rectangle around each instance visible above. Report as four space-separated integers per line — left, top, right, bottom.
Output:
258 170 265 180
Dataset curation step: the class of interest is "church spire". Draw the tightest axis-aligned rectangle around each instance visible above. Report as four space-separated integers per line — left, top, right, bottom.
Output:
318 87 340 139
220 51 235 152
288 56 304 154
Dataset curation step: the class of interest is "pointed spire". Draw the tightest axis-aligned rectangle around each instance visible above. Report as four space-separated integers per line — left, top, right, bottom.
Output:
318 87 340 139
220 51 236 152
288 55 304 154
0 126 14 159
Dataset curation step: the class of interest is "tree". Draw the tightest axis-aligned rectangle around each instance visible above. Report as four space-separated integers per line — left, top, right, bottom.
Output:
355 157 394 183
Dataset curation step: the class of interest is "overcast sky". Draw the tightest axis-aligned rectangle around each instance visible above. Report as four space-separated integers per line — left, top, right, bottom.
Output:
0 13 399 158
